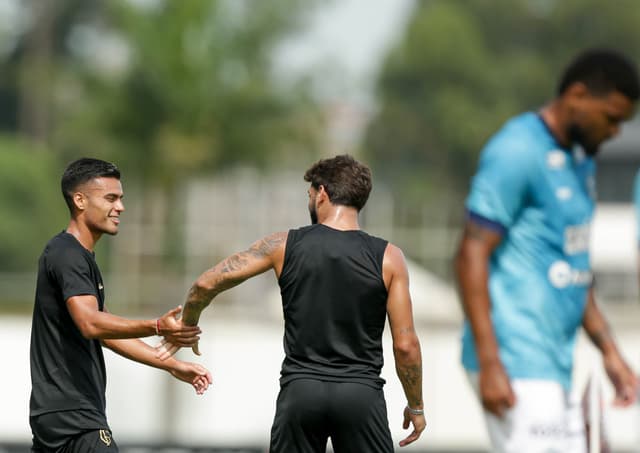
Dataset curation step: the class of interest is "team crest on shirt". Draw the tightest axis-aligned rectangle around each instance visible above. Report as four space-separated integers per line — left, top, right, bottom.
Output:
546 150 566 169
99 429 112 446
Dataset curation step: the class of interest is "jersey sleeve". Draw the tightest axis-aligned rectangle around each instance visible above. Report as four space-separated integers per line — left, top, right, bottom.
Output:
465 137 536 229
46 246 98 302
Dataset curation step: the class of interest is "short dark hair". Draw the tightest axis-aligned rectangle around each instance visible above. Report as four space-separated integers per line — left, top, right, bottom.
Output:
558 48 640 100
304 154 372 211
61 158 121 212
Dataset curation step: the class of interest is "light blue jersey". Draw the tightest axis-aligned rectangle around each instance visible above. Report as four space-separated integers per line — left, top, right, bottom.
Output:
462 112 595 391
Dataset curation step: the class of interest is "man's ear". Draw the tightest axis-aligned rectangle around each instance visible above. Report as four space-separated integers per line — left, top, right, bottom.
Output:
564 81 591 101
317 185 329 202
73 192 86 211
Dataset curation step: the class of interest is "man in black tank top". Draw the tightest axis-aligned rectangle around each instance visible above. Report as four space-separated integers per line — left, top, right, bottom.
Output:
29 158 213 452
159 155 426 452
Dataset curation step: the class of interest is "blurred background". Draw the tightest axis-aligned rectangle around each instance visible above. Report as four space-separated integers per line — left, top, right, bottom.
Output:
1 0 640 451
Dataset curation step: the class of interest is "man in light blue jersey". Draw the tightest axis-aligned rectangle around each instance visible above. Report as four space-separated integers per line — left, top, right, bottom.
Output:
455 48 640 453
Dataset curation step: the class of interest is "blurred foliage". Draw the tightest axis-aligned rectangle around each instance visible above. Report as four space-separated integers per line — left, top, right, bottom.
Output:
0 137 67 270
52 0 325 185
364 0 640 226
0 0 326 274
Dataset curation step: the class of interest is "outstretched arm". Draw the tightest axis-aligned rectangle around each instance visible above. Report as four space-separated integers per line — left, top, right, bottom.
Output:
157 231 287 359
66 297 201 345
384 244 425 447
102 336 212 395
454 219 514 417
582 287 638 406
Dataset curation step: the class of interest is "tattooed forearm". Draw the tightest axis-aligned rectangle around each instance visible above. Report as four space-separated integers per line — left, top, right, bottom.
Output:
399 364 421 387
397 363 423 407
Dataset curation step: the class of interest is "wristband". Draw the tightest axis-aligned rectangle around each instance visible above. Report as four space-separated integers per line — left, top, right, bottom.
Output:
155 318 160 336
406 405 424 416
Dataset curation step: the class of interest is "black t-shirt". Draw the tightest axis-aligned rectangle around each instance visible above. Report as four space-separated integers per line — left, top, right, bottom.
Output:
278 224 389 388
29 231 109 448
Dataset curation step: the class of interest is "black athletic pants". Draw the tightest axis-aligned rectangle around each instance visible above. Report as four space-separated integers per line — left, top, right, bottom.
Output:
270 378 394 453
32 429 118 453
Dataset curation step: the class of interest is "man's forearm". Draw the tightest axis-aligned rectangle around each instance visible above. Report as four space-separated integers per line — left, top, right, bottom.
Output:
103 337 175 371
180 252 256 325
454 223 505 367
455 253 500 366
81 311 156 339
181 284 214 326
394 339 423 408
583 289 618 357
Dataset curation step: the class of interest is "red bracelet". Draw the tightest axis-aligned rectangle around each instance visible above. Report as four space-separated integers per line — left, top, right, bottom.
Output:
155 318 160 336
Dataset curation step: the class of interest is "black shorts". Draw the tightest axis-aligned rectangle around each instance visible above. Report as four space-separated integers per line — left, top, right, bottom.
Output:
269 379 393 453
32 429 119 453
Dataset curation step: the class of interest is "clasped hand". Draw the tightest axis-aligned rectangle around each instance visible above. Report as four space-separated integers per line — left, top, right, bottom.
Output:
155 305 201 360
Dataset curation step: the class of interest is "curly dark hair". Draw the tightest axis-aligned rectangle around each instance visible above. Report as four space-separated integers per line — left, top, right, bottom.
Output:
558 48 640 100
304 154 372 211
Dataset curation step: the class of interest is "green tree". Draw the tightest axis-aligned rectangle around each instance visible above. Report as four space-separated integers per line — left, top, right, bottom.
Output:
364 0 640 227
0 0 327 277
54 0 324 184
0 138 67 271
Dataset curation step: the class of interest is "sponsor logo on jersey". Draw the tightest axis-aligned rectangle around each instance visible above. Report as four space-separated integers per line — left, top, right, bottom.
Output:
564 224 590 255
548 260 592 288
547 150 566 169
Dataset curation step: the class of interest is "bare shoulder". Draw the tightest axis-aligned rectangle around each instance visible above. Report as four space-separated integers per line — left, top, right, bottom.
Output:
384 242 408 265
383 242 409 283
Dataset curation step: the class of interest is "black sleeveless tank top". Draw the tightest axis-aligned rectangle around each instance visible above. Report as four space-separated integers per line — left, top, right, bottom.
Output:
278 224 389 388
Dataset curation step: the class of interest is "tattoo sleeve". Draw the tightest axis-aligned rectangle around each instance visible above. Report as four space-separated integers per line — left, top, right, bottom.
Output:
393 327 423 409
181 232 286 326
397 363 423 408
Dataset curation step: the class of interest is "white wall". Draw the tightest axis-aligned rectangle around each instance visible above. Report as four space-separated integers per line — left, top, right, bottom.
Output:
4 289 640 450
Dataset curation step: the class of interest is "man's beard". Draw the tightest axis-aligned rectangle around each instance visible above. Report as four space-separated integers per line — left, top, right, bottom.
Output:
568 124 599 156
309 205 318 224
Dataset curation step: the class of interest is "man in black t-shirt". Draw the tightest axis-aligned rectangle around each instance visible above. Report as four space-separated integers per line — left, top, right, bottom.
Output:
30 158 213 452
157 155 426 452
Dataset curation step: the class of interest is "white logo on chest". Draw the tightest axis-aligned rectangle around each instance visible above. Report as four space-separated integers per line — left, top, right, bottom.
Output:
548 260 592 289
555 186 572 201
547 150 566 169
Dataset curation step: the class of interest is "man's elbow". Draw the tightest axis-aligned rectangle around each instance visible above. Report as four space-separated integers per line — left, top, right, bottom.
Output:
393 335 421 360
76 320 101 340
194 274 217 295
